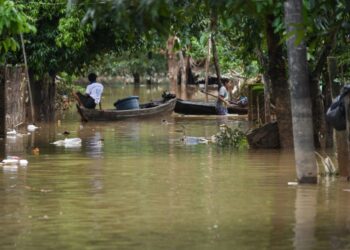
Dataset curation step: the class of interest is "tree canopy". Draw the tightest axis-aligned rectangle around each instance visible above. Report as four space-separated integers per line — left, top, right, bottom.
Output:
0 0 35 61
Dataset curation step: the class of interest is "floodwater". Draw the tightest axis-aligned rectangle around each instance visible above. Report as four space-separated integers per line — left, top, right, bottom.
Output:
1 82 350 250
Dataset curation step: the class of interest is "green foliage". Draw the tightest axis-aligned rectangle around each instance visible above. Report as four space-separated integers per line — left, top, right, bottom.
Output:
86 51 167 79
0 0 35 60
56 9 92 50
214 124 248 149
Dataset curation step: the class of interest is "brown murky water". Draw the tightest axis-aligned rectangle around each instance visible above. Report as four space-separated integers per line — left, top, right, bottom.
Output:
1 82 350 250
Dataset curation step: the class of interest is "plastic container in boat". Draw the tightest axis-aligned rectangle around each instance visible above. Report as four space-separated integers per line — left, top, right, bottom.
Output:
114 96 140 110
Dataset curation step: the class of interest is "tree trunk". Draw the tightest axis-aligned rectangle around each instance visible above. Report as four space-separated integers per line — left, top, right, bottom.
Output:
185 56 195 85
166 36 179 93
211 36 221 85
204 35 212 102
255 47 272 123
285 0 317 183
211 11 221 85
309 27 339 148
133 72 140 84
0 66 5 138
328 57 350 177
31 73 56 122
265 14 294 148
178 50 186 84
324 57 337 148
40 73 56 122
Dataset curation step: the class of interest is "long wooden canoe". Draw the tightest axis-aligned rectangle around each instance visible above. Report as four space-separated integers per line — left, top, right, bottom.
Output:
76 98 177 121
174 99 248 115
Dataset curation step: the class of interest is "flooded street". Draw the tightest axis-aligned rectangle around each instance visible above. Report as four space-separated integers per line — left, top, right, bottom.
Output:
1 83 350 249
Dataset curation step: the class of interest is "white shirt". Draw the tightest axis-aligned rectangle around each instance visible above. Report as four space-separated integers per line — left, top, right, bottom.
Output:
219 85 228 100
86 82 104 104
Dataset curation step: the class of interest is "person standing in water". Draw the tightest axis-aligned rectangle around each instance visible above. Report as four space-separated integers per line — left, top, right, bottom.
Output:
216 81 231 115
74 73 104 110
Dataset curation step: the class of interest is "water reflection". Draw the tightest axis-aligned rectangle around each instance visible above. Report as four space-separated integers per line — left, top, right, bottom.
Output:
2 82 350 249
294 186 317 250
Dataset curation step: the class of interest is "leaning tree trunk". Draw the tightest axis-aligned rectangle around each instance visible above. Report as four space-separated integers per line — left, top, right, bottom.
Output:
265 14 294 148
285 0 317 183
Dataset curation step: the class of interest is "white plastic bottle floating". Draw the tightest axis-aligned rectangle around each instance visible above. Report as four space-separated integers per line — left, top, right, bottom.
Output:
6 129 17 136
53 138 82 148
19 159 28 167
27 124 39 132
1 156 28 167
2 159 19 165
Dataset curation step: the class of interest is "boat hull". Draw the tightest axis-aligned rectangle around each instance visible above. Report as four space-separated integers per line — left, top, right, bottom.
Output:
76 98 177 121
174 99 247 115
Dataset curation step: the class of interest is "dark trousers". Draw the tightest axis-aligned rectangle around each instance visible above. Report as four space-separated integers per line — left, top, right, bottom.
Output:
75 92 96 109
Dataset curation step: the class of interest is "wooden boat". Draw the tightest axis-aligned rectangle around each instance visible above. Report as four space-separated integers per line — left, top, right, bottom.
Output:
174 99 248 115
76 98 177 121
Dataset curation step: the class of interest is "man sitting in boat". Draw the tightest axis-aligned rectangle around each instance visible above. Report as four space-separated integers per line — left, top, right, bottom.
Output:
216 81 231 115
74 73 104 110
231 95 248 107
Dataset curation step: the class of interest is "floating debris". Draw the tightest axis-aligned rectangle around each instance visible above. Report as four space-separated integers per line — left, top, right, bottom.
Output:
2 159 19 165
52 138 82 148
27 124 39 132
19 159 28 167
181 136 209 145
315 151 337 176
1 156 29 168
7 129 17 136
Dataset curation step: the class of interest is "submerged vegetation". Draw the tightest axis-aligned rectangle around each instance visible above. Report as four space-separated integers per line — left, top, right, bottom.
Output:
214 124 248 149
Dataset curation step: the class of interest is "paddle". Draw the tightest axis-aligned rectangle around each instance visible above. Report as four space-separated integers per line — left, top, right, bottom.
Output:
199 89 231 105
199 89 219 99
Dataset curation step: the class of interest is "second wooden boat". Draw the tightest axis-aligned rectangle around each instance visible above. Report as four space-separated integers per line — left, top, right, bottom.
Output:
174 99 248 115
